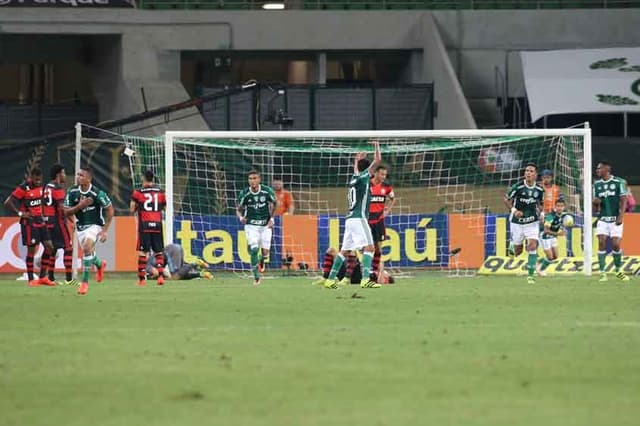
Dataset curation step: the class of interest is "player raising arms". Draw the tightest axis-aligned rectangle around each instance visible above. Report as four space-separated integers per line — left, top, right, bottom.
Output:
42 164 75 286
64 167 114 295
130 169 167 287
504 162 544 284
368 165 396 282
593 161 629 282
536 198 568 277
237 170 277 286
324 141 382 289
3 168 54 287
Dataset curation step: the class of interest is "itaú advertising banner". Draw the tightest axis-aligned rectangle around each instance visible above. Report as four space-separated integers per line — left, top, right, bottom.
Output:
521 48 640 122
0 0 135 7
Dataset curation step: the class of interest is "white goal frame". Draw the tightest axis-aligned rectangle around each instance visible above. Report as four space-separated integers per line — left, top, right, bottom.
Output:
163 127 593 275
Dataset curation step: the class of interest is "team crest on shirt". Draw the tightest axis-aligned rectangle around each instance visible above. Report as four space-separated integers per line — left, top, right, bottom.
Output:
533 190 539 197
381 188 386 195
260 196 266 202
610 184 615 190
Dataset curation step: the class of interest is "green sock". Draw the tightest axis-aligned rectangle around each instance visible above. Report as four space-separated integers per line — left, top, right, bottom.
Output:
93 254 102 268
613 250 622 272
328 254 345 280
250 248 260 280
82 257 92 282
362 252 373 279
527 252 537 276
540 258 552 271
598 252 607 272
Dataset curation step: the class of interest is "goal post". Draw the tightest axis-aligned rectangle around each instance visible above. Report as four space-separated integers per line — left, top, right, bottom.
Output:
160 128 592 276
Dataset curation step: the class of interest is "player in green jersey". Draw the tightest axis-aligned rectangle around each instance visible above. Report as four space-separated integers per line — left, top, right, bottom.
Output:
324 141 382 289
536 198 568 276
236 170 277 286
593 161 629 282
64 167 114 295
503 162 545 284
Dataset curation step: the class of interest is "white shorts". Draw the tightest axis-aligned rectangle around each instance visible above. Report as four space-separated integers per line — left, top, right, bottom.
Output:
540 237 558 251
76 225 102 247
245 224 272 250
510 222 539 246
340 218 374 252
596 221 623 238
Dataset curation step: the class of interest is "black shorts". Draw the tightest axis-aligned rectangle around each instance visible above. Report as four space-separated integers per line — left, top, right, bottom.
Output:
21 223 47 247
46 221 72 249
138 231 164 253
369 221 386 243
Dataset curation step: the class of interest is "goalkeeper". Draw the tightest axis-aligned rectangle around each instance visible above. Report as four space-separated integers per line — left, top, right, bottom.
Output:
146 244 212 281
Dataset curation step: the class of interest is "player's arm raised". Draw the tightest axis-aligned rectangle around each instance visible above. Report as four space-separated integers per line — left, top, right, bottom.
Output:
368 140 382 175
353 152 365 175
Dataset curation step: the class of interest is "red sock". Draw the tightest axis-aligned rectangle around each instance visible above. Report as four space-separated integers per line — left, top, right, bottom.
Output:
26 255 34 281
63 248 73 281
154 253 164 278
137 255 147 280
345 254 357 278
322 252 334 278
371 248 381 281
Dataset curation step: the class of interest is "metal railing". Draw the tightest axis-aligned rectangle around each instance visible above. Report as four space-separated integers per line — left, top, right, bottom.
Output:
137 0 640 10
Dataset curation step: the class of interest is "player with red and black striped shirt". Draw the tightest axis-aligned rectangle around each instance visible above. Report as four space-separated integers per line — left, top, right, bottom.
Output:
368 165 396 282
42 164 74 285
130 169 167 286
3 168 54 287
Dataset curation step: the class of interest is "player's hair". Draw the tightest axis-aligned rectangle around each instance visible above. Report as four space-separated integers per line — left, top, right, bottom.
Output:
375 165 387 172
248 169 260 177
143 169 154 182
50 163 64 180
555 198 565 204
524 162 537 171
79 166 93 177
357 158 370 173
30 167 42 177
273 177 283 182
598 160 611 168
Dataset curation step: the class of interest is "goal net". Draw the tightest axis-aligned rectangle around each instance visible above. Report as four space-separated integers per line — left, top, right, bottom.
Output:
74 127 592 277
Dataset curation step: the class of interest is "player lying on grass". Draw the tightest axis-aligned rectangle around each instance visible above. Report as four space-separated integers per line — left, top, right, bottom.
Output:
313 247 394 286
145 244 213 281
536 198 568 277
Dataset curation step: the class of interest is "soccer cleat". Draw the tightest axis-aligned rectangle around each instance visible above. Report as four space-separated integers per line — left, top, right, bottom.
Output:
195 258 209 270
253 278 262 286
95 260 106 283
337 277 351 286
599 273 608 282
38 277 56 287
527 276 535 285
311 277 325 286
157 276 164 286
137 279 146 287
258 260 265 273
77 281 89 295
201 271 213 280
535 263 547 277
616 272 630 282
28 279 41 287
360 279 381 288
323 279 338 289
64 279 78 287
507 243 516 259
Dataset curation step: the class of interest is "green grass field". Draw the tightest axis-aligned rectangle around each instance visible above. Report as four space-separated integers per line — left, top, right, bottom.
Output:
1 274 639 426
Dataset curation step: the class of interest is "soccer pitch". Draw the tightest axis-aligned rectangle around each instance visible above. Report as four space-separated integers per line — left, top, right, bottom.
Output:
1 274 639 426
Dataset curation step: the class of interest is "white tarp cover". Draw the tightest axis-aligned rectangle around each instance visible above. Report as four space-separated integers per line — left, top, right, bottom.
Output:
521 48 640 122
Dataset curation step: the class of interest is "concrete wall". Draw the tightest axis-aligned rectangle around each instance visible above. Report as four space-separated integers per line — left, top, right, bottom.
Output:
1 9 639 130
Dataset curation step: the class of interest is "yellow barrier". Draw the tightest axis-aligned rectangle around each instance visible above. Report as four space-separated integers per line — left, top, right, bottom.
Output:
478 256 640 275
